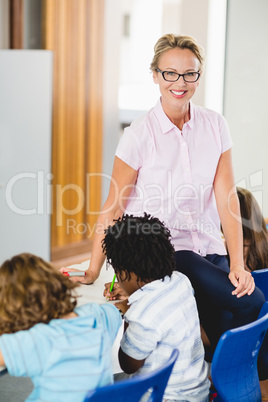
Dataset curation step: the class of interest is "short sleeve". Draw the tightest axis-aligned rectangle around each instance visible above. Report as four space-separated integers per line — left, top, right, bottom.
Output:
219 114 233 153
120 318 161 360
0 330 42 377
115 127 141 171
98 303 122 344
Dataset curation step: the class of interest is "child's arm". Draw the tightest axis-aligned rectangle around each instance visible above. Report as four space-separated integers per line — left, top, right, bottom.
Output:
0 349 5 367
114 300 129 316
118 303 160 375
118 318 145 374
118 345 145 374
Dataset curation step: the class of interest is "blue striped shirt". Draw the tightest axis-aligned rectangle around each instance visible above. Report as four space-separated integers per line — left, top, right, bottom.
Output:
121 271 210 401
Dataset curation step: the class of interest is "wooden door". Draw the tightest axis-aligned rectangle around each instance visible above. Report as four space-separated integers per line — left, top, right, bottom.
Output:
42 0 104 259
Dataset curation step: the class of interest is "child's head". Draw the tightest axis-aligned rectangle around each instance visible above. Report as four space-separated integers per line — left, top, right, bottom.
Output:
237 187 268 271
0 253 79 334
102 213 175 284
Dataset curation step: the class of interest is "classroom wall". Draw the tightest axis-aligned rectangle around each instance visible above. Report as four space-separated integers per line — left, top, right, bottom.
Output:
0 50 53 264
224 0 268 216
102 0 122 201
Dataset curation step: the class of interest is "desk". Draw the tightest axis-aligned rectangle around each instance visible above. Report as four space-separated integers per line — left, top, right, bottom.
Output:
69 260 123 374
73 260 115 306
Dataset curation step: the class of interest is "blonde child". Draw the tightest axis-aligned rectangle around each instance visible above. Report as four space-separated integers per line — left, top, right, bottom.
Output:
0 253 121 402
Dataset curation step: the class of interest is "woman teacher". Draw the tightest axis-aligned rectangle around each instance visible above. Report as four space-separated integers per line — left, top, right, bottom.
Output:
63 34 267 394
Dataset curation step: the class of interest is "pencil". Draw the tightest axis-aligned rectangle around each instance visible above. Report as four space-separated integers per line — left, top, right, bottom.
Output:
106 274 116 301
109 274 117 292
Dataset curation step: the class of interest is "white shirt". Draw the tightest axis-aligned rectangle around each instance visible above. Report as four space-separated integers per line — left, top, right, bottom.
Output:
120 272 210 401
116 98 232 256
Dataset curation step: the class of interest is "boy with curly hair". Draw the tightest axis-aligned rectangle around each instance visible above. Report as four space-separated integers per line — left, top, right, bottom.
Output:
0 253 121 402
102 213 210 402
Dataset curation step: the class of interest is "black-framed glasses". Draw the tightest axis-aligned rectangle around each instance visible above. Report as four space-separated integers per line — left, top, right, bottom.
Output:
156 68 200 83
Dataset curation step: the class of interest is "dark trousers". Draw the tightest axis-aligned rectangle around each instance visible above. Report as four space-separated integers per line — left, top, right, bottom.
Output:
175 250 268 380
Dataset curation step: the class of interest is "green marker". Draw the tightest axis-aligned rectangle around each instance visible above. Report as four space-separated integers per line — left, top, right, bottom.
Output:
106 274 116 301
109 274 116 293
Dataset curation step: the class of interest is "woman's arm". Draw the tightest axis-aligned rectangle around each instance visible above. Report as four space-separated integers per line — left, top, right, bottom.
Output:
65 157 138 284
214 149 255 297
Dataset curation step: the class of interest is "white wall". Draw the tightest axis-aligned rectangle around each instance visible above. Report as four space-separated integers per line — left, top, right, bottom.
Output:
118 0 163 118
0 51 53 263
180 0 210 107
102 0 123 201
224 0 268 216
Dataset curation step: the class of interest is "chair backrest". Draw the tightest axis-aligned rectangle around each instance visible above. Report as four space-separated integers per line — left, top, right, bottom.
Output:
84 349 179 402
252 268 268 300
211 311 268 402
258 301 268 318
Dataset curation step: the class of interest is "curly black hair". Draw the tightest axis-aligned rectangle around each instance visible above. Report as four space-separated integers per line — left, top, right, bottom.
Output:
102 213 176 283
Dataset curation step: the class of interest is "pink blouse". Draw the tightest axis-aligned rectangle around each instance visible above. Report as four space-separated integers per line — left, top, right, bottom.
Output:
116 98 232 256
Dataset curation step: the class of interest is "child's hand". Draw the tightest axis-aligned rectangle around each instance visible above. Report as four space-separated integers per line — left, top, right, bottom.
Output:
104 282 128 300
114 300 129 315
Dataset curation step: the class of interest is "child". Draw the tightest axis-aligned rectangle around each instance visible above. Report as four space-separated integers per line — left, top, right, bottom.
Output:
102 213 210 402
0 253 121 402
236 187 268 272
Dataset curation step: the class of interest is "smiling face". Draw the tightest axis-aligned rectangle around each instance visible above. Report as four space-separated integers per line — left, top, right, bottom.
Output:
153 47 201 117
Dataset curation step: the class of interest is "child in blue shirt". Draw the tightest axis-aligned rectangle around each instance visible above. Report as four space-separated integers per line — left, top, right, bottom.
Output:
0 253 121 402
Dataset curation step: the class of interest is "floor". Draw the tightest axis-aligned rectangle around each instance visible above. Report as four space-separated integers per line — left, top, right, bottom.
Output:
0 375 33 401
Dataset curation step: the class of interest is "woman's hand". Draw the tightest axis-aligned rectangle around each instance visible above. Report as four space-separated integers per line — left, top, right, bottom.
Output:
103 282 129 301
229 265 255 298
59 267 96 284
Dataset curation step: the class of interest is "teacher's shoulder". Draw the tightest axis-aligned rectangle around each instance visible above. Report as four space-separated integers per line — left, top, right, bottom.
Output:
194 104 226 126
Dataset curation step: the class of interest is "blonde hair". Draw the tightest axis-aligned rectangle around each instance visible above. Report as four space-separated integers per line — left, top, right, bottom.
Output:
0 253 79 334
150 34 205 72
237 187 268 271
